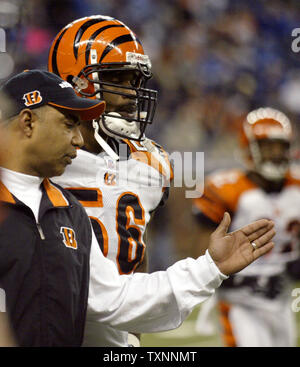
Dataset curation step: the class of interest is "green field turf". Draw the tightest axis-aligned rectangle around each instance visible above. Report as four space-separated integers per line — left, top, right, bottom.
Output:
141 289 300 347
141 305 223 347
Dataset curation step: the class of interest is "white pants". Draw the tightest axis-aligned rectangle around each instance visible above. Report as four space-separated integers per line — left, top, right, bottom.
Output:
220 301 297 347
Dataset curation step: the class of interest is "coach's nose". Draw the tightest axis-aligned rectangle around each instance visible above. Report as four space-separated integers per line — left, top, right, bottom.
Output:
72 126 84 148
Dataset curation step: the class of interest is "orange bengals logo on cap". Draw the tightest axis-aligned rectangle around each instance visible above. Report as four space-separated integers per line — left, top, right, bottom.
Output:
23 90 43 107
60 227 78 250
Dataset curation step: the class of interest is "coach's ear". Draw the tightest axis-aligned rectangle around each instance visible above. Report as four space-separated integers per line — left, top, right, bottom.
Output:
18 108 37 138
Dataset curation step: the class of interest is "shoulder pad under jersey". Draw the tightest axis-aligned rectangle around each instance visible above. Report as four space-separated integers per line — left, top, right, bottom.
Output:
122 138 174 182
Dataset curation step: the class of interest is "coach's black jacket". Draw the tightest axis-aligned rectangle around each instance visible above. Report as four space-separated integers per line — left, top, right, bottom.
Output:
0 179 92 346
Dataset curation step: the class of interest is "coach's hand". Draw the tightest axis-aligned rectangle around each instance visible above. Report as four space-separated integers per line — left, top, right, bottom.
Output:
208 212 275 275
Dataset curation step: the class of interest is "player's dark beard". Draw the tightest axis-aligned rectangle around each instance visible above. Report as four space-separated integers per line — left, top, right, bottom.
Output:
116 103 137 114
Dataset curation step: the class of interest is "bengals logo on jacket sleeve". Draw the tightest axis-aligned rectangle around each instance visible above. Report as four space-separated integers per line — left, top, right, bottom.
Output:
23 90 43 107
60 227 78 250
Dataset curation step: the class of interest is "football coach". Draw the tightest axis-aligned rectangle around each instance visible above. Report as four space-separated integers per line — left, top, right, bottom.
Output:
0 70 275 347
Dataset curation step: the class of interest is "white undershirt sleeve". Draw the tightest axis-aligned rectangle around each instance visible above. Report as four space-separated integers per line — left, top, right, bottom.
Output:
87 229 228 333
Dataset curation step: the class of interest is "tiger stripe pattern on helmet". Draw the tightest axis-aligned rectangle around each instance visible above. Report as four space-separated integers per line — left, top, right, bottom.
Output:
48 15 157 141
83 25 125 64
48 15 144 81
51 28 68 76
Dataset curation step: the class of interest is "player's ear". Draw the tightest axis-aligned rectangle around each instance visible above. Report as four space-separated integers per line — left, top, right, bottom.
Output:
18 108 37 137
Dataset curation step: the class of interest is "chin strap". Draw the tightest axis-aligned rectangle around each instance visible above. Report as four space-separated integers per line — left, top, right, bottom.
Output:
100 112 141 140
90 49 119 161
92 120 119 161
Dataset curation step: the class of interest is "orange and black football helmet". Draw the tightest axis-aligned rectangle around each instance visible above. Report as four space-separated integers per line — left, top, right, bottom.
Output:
48 15 157 141
240 107 292 181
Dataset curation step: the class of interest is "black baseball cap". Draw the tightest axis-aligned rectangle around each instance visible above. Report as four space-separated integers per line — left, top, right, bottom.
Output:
0 69 106 120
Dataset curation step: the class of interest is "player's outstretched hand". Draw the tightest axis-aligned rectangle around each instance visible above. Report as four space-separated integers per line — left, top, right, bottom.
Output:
208 212 275 275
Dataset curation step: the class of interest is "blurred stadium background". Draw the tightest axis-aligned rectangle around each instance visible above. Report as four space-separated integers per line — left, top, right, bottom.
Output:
1 0 300 346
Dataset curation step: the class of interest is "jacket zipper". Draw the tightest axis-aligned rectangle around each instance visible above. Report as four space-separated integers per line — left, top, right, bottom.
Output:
36 223 45 240
36 221 48 344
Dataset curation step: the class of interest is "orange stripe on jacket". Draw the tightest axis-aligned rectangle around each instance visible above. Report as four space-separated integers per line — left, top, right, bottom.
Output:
43 179 69 207
0 181 15 204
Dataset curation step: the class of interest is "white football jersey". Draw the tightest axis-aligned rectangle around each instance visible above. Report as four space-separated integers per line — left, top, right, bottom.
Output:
52 138 173 346
193 168 300 310
195 168 300 276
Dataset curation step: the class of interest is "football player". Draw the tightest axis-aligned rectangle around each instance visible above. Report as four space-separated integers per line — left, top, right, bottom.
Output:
193 107 300 347
48 15 173 347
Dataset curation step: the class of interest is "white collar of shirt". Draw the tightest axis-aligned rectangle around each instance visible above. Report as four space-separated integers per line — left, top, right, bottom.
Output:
0 167 43 222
